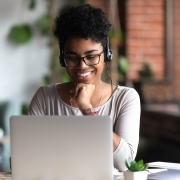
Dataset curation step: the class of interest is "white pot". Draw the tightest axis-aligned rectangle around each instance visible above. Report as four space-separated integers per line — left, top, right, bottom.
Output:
123 170 148 180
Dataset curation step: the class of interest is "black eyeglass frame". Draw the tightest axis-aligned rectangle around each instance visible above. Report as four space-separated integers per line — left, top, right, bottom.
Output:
64 50 104 67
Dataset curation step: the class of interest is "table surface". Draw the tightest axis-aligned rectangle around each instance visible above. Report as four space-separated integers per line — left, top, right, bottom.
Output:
0 172 124 180
0 172 11 180
0 136 10 144
2 171 180 180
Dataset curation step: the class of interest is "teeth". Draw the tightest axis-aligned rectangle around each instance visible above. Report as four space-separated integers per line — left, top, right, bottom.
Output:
77 72 91 77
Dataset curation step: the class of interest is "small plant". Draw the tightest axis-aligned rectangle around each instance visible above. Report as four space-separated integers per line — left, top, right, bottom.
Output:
125 158 148 172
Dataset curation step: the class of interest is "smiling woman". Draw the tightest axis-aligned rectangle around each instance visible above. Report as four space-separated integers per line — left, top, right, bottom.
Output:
28 4 140 172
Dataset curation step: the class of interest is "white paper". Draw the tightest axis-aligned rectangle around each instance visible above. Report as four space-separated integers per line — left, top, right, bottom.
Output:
148 162 180 170
147 168 167 174
148 169 180 180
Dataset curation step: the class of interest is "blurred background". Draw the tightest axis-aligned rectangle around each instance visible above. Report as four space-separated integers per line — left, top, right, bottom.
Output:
0 0 180 172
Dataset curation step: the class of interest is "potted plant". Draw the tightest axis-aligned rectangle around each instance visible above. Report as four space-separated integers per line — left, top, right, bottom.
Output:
123 158 148 180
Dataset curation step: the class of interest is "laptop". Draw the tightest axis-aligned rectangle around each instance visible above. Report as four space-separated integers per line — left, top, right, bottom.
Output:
10 115 113 180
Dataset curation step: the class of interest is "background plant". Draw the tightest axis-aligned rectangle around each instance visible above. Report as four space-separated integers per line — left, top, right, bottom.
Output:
118 56 129 85
139 63 154 81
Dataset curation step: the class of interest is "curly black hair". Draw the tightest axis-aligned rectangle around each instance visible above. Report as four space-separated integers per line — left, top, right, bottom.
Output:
53 4 111 49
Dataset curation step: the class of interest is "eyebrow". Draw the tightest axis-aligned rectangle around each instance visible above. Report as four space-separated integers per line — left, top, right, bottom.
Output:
65 49 99 55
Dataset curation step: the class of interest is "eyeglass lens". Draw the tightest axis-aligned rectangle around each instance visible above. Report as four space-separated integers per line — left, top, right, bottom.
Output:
64 54 101 67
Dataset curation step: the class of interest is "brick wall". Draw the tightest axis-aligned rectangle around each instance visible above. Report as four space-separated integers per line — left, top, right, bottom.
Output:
173 0 180 99
85 0 180 101
126 0 165 81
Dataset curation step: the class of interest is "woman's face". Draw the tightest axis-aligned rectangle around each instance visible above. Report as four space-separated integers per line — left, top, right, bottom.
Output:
64 36 104 84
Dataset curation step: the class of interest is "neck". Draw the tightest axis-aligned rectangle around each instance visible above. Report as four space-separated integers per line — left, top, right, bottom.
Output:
89 80 104 107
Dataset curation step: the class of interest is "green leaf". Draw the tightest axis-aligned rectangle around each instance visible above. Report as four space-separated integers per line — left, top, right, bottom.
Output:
118 56 129 74
21 103 29 115
8 24 32 44
29 0 36 10
43 75 52 85
36 14 51 35
137 160 143 165
142 163 148 171
125 160 130 169
62 71 71 83
108 29 122 41
125 158 148 172
139 63 153 80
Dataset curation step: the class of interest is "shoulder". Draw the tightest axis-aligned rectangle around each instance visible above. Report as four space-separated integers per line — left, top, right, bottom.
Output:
33 84 57 99
38 84 56 91
36 84 56 93
116 86 139 97
114 86 140 104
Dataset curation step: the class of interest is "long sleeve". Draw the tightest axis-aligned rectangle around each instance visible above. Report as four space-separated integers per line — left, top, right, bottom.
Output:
113 88 140 171
28 87 47 115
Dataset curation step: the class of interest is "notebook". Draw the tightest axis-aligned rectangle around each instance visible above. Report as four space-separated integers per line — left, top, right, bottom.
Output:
147 162 180 180
10 115 113 180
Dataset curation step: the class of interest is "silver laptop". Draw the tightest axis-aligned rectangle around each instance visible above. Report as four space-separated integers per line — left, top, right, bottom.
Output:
10 116 113 180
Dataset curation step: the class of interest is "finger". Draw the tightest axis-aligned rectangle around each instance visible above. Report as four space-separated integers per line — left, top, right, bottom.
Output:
70 83 81 100
70 85 77 98
74 85 80 99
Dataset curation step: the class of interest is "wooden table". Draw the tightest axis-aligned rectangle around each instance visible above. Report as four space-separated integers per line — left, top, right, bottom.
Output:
0 172 11 180
0 136 10 144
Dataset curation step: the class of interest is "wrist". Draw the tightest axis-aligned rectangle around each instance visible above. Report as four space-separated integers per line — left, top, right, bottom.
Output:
78 103 92 111
81 108 99 116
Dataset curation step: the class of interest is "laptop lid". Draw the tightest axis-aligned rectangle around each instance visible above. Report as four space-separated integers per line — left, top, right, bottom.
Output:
10 115 113 180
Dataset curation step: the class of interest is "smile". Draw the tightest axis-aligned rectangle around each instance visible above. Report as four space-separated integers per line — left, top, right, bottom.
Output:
77 72 92 77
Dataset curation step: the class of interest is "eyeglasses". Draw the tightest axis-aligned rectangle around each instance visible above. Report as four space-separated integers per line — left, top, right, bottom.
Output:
64 50 104 67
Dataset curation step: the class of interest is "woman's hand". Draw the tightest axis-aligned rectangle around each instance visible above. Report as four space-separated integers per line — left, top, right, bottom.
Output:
70 83 95 110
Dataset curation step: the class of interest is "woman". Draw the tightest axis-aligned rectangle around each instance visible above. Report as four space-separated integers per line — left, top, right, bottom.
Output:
28 4 140 171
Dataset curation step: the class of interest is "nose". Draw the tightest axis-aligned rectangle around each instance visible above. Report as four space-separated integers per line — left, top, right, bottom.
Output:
77 58 88 68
